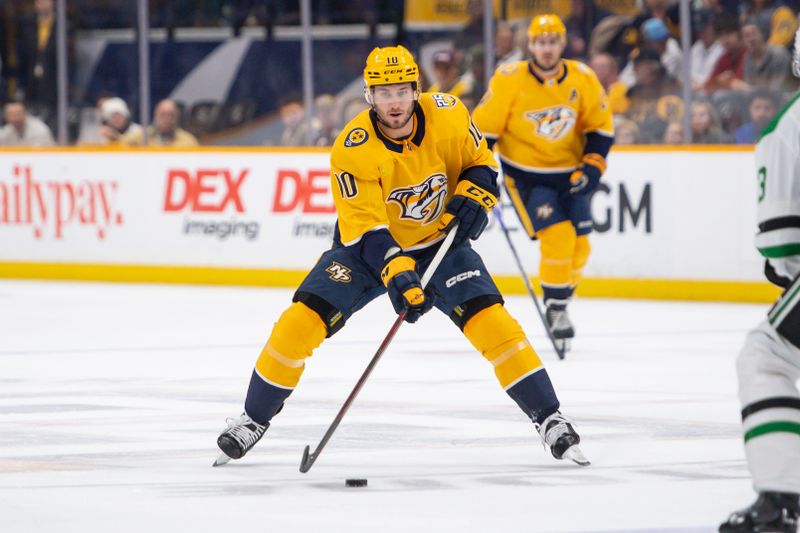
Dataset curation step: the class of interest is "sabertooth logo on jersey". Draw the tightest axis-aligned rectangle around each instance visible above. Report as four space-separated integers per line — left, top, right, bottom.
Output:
525 105 576 141
387 173 448 225
325 261 352 282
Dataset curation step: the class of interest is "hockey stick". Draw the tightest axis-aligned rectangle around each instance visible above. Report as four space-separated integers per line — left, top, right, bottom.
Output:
493 206 566 360
299 225 459 473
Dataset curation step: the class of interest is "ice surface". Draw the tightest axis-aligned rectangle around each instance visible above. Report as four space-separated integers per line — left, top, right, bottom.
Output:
0 280 770 532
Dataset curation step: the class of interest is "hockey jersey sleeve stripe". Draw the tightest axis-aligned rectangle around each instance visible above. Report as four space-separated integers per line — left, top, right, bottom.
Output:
744 421 800 442
741 397 800 420
758 243 800 258
758 215 800 233
583 131 614 159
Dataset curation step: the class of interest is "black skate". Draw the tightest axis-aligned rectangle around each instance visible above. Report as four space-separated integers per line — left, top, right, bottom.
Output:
719 492 800 533
213 413 268 466
535 411 590 466
545 305 574 353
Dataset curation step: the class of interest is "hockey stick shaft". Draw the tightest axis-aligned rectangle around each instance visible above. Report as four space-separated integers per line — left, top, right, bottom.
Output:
299 225 459 473
493 207 565 360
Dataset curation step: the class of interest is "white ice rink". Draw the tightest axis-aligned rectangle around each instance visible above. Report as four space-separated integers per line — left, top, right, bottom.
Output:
0 280 771 532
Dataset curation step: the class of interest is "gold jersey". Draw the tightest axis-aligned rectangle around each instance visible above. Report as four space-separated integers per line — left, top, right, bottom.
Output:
472 59 614 174
330 92 498 251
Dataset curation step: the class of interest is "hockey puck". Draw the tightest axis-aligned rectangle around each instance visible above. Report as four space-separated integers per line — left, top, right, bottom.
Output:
345 478 367 488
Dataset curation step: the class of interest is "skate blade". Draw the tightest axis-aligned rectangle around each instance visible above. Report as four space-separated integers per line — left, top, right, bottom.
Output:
554 338 571 354
562 445 590 466
212 452 232 467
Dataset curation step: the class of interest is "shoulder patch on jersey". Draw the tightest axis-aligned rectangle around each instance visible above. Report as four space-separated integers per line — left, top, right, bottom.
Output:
432 93 457 108
524 105 577 141
344 127 369 147
498 64 518 76
386 173 448 225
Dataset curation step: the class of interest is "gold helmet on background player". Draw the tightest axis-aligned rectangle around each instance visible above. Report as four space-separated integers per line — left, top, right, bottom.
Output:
363 45 421 105
528 14 567 45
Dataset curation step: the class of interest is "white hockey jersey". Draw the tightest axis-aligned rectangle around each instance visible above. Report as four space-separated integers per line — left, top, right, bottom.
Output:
754 92 800 283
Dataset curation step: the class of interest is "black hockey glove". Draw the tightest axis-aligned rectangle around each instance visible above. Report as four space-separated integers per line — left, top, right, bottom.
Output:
438 180 498 245
569 154 607 195
381 254 435 323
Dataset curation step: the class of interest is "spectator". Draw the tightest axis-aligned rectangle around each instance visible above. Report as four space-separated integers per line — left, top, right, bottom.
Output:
624 47 683 143
16 0 59 129
622 0 681 50
662 121 684 144
613 116 641 145
702 0 739 18
742 19 790 91
734 89 779 143
124 99 198 147
495 21 523 66
0 99 55 146
460 44 486 112
453 0 484 51
99 97 142 145
706 15 747 92
589 52 629 114
428 49 472 98
691 9 725 89
564 0 612 60
619 18 682 87
739 0 798 48
691 99 731 143
276 92 309 146
310 94 339 147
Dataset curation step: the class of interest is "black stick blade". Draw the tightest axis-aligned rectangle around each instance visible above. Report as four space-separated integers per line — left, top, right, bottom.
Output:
299 445 313 473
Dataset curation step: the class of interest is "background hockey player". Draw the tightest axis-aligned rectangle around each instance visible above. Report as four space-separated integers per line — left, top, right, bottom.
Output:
215 45 588 467
472 14 614 353
718 30 800 533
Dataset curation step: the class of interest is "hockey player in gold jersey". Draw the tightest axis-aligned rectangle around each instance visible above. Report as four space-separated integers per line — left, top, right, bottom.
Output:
472 14 614 353
215 45 589 467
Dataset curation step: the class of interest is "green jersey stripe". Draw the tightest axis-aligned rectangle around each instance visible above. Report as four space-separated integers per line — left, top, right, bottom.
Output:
758 243 800 258
769 279 800 323
760 91 800 139
744 421 800 442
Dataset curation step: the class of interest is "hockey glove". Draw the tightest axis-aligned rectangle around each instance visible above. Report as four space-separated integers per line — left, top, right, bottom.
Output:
438 180 498 245
569 154 607 195
381 254 435 323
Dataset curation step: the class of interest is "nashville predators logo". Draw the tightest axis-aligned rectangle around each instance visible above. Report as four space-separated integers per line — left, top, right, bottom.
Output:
387 174 448 225
525 106 576 141
344 127 368 147
325 262 352 283
536 203 554 220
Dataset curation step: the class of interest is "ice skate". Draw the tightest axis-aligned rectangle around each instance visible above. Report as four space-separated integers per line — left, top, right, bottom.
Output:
536 411 589 466
213 413 268 466
719 492 800 533
545 305 574 353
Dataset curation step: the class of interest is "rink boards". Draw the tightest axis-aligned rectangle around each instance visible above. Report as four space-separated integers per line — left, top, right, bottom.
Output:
0 146 779 302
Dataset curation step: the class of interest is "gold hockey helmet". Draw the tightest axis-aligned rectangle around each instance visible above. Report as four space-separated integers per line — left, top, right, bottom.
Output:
528 14 567 44
363 45 420 89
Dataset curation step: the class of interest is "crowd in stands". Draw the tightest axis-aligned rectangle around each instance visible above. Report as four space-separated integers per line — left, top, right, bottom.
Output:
2 0 800 147
218 0 800 146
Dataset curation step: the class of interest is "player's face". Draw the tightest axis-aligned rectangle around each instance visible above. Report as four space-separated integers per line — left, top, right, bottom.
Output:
372 83 416 130
529 34 565 71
